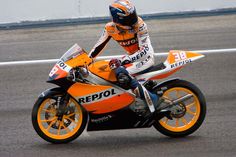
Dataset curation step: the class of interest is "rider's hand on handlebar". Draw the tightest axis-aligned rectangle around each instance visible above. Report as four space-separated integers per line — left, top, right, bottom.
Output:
109 59 121 70
109 55 132 70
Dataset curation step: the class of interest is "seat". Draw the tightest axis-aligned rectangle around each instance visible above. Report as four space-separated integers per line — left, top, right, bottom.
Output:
147 62 166 72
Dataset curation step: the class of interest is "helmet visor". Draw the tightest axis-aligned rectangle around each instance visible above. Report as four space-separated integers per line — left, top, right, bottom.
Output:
110 6 138 27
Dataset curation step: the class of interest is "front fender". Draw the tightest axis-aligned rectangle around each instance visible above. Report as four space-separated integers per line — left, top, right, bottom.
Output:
38 87 66 99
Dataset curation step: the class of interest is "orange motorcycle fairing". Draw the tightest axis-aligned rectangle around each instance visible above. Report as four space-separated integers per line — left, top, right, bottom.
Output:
83 93 134 114
67 82 111 97
88 60 117 82
67 82 135 114
65 52 92 68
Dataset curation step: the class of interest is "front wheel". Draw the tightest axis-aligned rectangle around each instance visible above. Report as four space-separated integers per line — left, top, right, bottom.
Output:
153 79 206 137
32 89 87 144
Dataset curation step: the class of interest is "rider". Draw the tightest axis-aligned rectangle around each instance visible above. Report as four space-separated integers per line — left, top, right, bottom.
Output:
89 0 160 114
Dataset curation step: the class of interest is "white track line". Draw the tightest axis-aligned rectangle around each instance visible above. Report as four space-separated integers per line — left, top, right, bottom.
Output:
0 48 236 66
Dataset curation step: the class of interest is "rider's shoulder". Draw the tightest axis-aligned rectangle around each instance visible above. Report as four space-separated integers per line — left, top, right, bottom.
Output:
137 17 148 32
105 22 116 34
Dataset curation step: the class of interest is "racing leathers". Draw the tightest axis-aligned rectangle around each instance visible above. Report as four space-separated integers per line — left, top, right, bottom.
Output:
89 17 158 113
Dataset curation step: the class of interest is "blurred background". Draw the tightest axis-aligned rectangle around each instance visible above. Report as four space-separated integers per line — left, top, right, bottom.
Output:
1 0 236 26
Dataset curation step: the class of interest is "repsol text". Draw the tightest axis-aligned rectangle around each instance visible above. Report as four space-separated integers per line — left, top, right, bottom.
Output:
170 59 192 68
78 89 116 104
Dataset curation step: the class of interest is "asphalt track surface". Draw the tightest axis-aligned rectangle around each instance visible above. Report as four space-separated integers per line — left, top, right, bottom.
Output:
0 15 236 157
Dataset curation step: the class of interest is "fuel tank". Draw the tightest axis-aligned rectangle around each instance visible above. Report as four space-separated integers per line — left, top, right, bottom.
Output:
88 60 117 82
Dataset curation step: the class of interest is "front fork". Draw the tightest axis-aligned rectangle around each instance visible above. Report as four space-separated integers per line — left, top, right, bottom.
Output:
56 93 70 120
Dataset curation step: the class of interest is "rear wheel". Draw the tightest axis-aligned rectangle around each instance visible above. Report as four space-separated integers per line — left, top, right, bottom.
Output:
32 92 87 144
153 80 206 137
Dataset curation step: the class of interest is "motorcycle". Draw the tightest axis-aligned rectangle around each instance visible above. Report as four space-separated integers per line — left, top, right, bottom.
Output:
32 44 206 144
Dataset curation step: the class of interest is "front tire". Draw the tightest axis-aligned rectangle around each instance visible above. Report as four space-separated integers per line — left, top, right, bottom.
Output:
153 79 206 137
32 90 87 144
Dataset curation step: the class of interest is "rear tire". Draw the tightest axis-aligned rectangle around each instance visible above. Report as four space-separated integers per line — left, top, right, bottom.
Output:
153 79 206 137
32 91 87 144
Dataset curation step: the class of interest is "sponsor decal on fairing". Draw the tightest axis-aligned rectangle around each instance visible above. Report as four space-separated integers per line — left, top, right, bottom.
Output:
77 88 119 104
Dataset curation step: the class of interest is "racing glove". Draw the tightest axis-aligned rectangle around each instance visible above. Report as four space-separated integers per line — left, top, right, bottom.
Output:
109 58 121 70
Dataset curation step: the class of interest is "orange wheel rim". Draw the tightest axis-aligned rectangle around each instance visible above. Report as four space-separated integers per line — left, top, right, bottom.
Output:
37 97 83 140
159 87 201 132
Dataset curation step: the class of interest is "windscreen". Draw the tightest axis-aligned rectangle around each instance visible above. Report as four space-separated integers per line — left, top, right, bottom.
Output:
61 44 85 62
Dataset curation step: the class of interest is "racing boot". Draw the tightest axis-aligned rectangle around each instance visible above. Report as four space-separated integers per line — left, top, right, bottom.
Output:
133 84 172 118
133 84 157 115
